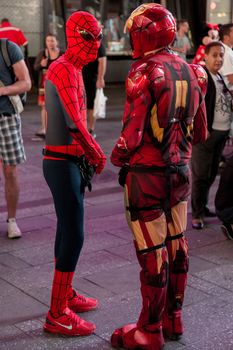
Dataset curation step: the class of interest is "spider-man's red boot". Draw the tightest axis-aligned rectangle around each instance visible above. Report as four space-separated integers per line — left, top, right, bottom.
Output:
68 289 98 313
111 323 164 350
43 270 96 336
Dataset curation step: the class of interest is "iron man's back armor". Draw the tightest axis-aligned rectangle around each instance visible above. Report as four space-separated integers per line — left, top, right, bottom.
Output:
111 49 207 168
110 5 208 349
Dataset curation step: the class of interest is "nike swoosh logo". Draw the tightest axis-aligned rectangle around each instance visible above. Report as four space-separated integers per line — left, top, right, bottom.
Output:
54 321 72 330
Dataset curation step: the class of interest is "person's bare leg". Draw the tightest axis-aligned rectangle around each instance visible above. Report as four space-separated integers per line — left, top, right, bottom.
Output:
88 109 96 132
36 106 46 135
41 106 46 134
3 164 19 219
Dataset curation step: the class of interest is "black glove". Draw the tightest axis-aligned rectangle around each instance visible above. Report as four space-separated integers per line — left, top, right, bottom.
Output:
79 155 95 192
118 164 129 187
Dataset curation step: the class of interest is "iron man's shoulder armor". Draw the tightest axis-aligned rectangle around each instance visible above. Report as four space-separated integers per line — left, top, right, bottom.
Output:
189 64 207 95
126 59 164 99
126 61 149 99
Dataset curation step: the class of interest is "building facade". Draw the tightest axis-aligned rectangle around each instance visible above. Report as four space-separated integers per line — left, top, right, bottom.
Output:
0 0 232 82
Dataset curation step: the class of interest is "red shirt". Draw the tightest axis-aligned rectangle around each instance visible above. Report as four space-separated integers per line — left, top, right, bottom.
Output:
0 21 28 46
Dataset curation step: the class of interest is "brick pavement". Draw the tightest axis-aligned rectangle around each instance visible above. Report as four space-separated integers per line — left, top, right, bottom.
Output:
0 84 233 350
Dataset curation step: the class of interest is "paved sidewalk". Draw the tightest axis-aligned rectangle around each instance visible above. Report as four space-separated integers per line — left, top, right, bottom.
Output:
0 84 233 350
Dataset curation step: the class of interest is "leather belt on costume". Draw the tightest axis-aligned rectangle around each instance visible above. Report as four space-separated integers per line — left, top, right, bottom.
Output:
42 148 82 163
42 148 95 192
128 164 188 174
128 165 167 173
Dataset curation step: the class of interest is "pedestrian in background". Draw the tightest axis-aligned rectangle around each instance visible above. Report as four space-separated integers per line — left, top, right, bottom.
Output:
191 41 232 229
0 18 28 58
219 23 233 94
82 41 107 138
0 39 31 238
110 4 207 349
33 33 63 139
42 11 106 337
172 19 191 61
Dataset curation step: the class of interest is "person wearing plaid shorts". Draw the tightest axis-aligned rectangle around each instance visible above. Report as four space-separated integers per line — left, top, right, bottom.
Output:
0 39 31 238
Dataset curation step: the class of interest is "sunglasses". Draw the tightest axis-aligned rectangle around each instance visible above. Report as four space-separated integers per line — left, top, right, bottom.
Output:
78 30 103 41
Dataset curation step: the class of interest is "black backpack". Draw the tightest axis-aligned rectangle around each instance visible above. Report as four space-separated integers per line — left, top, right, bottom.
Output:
0 38 27 105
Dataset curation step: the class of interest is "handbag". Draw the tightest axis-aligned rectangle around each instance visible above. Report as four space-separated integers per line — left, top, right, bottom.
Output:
0 79 24 114
93 88 107 119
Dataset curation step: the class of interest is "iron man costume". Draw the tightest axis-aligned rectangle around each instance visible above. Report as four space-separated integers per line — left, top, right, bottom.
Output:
111 4 207 350
42 12 106 337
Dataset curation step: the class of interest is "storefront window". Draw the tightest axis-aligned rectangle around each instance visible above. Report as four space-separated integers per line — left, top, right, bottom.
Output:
207 0 232 24
103 0 159 56
104 13 131 56
103 0 132 56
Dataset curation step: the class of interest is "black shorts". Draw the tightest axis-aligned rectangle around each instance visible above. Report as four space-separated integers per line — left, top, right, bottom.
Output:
84 79 96 110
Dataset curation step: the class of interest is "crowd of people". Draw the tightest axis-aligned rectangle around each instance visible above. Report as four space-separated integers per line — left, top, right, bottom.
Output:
0 4 233 350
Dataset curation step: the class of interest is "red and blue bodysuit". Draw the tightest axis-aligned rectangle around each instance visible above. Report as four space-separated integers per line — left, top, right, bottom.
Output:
110 4 207 350
42 11 106 337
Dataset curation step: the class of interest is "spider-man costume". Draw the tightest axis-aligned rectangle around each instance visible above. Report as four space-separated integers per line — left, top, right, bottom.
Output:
110 4 207 349
42 11 106 336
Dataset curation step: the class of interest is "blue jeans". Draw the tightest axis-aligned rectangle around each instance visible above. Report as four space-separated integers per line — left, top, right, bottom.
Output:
43 159 85 272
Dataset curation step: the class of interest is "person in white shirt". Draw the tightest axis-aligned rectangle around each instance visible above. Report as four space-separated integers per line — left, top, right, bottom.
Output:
219 23 233 94
191 41 233 229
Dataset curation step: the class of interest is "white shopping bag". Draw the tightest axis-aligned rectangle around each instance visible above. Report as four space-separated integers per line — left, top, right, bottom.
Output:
93 88 107 119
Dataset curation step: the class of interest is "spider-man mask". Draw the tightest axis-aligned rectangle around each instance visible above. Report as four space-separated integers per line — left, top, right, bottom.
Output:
66 11 102 67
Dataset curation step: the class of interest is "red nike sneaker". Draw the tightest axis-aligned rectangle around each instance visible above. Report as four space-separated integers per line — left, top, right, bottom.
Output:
43 307 96 336
68 290 98 313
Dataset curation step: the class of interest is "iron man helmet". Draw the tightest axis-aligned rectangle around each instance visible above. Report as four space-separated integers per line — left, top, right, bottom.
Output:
124 3 176 59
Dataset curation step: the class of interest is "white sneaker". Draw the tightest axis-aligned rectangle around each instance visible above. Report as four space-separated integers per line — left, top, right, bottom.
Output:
7 218 22 239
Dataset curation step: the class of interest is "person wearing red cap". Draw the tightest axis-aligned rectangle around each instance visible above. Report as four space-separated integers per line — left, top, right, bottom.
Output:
0 18 28 57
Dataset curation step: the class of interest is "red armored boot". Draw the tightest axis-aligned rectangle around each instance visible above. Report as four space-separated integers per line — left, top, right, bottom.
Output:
111 247 168 350
162 234 189 340
43 270 96 336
